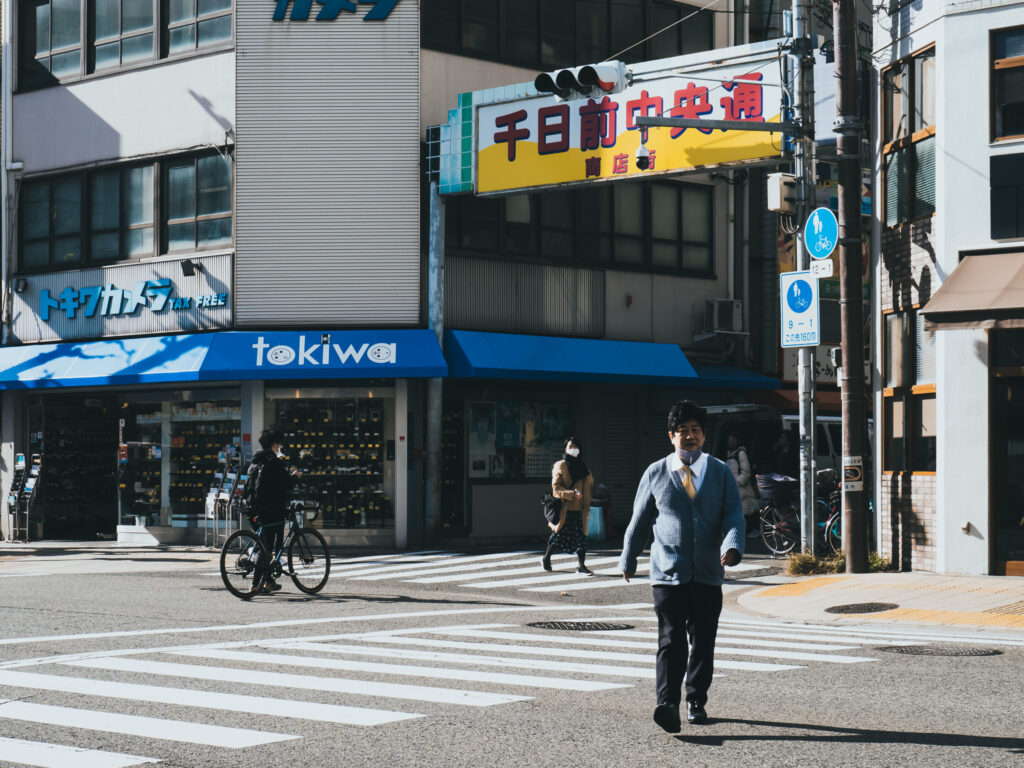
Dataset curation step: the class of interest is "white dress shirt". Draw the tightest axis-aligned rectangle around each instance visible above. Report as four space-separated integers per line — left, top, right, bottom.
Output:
668 450 709 494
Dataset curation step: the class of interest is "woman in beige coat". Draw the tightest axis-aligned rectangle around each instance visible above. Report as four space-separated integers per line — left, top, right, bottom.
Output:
542 437 595 574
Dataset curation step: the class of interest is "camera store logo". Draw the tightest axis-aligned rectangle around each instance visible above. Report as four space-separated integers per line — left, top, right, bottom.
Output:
272 0 401 22
252 336 397 367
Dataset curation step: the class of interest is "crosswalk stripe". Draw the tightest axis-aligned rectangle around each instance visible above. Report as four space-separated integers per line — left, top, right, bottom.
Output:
522 577 650 592
0 736 159 768
66 658 531 708
717 627 925 646
463 557 629 588
0 698 295 748
324 553 464 579
165 648 628 692
272 641 657 679
409 555 596 585
430 628 876 664
717 617 1024 646
0 669 420 726
351 552 541 581
579 629 857 651
354 635 802 672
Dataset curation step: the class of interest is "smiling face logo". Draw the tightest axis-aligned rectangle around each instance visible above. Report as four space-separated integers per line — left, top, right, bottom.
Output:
367 343 395 364
267 345 296 365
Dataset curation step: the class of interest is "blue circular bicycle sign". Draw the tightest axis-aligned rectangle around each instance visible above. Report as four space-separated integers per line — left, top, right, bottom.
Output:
786 279 813 313
804 207 839 260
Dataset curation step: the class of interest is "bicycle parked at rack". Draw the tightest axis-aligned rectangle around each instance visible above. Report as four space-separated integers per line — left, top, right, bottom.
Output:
219 499 331 599
755 472 842 557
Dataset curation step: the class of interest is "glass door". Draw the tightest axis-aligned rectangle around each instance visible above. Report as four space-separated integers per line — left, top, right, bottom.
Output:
993 378 1024 575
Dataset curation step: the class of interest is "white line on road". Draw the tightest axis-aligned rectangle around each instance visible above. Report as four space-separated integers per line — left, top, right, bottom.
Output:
272 641 657 679
0 669 420 726
579 629 858 651
350 552 543 581
463 557 627 588
0 698 296 748
323 554 466 579
0 736 159 768
67 657 531 707
166 648 628 691
522 577 652 592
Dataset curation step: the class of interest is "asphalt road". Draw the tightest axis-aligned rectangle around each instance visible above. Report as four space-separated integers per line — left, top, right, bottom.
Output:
1 549 1022 768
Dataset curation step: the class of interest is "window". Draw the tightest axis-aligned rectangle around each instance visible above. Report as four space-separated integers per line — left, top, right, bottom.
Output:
18 151 231 271
882 309 936 472
421 0 713 70
20 176 83 269
445 179 713 274
991 153 1024 239
18 0 233 89
882 48 935 227
994 27 1024 140
93 0 155 71
165 153 233 251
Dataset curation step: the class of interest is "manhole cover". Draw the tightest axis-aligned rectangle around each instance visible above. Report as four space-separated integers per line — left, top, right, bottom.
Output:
879 645 1003 657
527 621 634 632
825 602 899 614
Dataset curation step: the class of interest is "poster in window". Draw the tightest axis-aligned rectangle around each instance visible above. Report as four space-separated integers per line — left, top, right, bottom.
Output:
521 402 546 477
468 401 496 478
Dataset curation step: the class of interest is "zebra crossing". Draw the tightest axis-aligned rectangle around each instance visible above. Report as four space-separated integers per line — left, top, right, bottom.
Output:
4 606 1020 766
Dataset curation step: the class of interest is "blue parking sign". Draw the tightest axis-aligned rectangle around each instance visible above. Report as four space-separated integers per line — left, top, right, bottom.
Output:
780 270 820 348
804 207 839 260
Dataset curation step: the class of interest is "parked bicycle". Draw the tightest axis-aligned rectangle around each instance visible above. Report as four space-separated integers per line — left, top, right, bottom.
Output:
219 499 331 599
755 472 842 557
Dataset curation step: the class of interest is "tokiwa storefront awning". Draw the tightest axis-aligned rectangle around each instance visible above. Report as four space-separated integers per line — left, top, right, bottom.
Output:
0 330 447 389
921 251 1024 330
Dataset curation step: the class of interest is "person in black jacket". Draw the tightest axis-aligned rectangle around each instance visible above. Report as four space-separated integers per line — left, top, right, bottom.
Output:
247 427 302 592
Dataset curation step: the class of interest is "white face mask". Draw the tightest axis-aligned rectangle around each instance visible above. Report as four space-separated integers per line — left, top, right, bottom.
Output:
566 447 580 458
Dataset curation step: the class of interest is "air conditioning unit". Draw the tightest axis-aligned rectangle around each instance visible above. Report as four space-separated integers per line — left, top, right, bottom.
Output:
704 299 743 334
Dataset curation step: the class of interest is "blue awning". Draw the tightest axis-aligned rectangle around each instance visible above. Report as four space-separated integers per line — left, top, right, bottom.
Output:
692 363 781 390
0 330 447 389
445 329 698 384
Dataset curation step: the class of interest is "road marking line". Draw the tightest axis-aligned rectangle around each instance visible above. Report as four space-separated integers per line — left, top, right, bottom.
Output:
66 658 531 707
407 555 594 584
0 736 159 768
273 641 656 679
0 699 295 748
578 629 857 651
322 553 465 579
354 635 802 673
351 552 543 581
165 648 627 692
0 670 420 726
523 578 652 592
717 618 1024 646
463 557 628 588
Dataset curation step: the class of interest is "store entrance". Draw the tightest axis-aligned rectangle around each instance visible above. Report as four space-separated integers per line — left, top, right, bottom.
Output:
29 395 119 540
993 378 1024 575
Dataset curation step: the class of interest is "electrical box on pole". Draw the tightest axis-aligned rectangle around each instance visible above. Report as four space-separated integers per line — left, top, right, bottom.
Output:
767 172 797 214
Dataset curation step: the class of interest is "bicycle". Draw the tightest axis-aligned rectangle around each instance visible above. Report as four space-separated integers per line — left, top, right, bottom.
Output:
756 473 841 557
219 499 331 599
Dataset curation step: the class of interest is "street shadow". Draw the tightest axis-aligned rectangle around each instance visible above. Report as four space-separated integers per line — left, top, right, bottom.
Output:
674 718 1024 753
262 593 524 606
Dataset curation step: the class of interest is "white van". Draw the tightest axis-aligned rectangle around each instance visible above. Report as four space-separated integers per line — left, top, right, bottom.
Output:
780 414 874 475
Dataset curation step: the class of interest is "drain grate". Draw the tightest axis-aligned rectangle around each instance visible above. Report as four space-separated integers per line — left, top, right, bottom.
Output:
825 602 899 614
879 645 1003 657
527 621 634 632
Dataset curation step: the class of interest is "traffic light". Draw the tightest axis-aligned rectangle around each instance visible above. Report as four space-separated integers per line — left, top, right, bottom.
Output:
534 61 628 102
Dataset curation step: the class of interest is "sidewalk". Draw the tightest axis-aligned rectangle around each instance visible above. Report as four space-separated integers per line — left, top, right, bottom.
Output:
737 569 1024 633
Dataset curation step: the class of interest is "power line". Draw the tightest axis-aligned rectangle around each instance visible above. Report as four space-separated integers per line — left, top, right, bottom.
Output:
603 0 724 62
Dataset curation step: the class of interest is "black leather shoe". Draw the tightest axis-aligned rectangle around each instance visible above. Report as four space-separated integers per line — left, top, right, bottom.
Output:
686 700 708 724
541 556 552 572
653 703 681 734
576 565 593 575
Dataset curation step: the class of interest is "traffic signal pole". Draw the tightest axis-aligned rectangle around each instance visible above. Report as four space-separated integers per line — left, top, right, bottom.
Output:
833 0 868 572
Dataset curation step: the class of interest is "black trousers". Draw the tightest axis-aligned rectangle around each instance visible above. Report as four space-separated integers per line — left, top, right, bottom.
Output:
652 582 724 707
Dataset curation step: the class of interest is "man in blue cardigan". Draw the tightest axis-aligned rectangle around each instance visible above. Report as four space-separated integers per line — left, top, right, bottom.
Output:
619 400 745 733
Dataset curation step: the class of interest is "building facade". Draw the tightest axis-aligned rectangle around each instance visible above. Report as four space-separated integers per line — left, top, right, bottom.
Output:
875 0 1024 575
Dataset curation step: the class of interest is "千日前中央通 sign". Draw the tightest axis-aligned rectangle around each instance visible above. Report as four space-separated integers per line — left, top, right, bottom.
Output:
474 44 785 196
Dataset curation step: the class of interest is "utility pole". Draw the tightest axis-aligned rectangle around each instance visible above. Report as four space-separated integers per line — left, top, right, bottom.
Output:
789 7 817 555
833 0 868 572
424 181 445 546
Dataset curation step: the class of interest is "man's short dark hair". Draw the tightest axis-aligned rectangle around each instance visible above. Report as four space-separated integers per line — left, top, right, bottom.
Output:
667 401 707 433
258 427 284 451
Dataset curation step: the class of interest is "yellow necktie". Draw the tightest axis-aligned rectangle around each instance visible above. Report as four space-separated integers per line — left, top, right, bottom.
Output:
680 463 696 500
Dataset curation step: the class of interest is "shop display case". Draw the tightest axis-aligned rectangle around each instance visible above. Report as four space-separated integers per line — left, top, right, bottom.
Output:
119 405 162 526
275 398 392 529
169 401 241 519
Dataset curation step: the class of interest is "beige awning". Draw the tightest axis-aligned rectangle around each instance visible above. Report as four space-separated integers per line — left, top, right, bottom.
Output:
920 252 1024 330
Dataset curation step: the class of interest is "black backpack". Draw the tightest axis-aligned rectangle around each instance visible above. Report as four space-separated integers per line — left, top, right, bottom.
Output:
242 461 264 516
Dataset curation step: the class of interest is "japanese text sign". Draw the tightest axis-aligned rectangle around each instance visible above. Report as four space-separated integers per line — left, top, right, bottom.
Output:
476 56 783 195
38 279 228 323
780 270 820 348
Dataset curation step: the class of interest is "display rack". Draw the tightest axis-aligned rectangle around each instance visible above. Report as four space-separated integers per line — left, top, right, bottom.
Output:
169 402 240 525
6 454 29 542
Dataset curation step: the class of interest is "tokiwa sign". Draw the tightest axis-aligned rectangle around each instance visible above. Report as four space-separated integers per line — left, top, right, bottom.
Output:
475 44 785 196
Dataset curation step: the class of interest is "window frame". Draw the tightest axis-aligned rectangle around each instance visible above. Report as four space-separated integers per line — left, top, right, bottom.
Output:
881 307 937 474
992 25 1024 142
90 0 158 73
163 151 234 254
17 150 233 274
444 179 715 277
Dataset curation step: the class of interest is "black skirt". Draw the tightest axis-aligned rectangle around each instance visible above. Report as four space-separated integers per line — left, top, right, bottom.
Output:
548 510 585 555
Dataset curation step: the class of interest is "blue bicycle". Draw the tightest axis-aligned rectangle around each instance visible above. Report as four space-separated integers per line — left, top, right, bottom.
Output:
219 501 330 599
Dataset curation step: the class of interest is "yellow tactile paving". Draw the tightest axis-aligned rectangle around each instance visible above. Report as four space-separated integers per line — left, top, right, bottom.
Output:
866 608 1024 628
751 575 852 597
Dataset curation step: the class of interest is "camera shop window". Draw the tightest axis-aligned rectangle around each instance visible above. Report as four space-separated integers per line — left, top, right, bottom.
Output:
165 152 233 252
90 165 156 262
20 176 83 269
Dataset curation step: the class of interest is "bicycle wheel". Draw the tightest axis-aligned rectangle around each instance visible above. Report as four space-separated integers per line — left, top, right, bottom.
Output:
760 501 799 556
220 530 268 599
288 528 331 594
826 512 843 555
